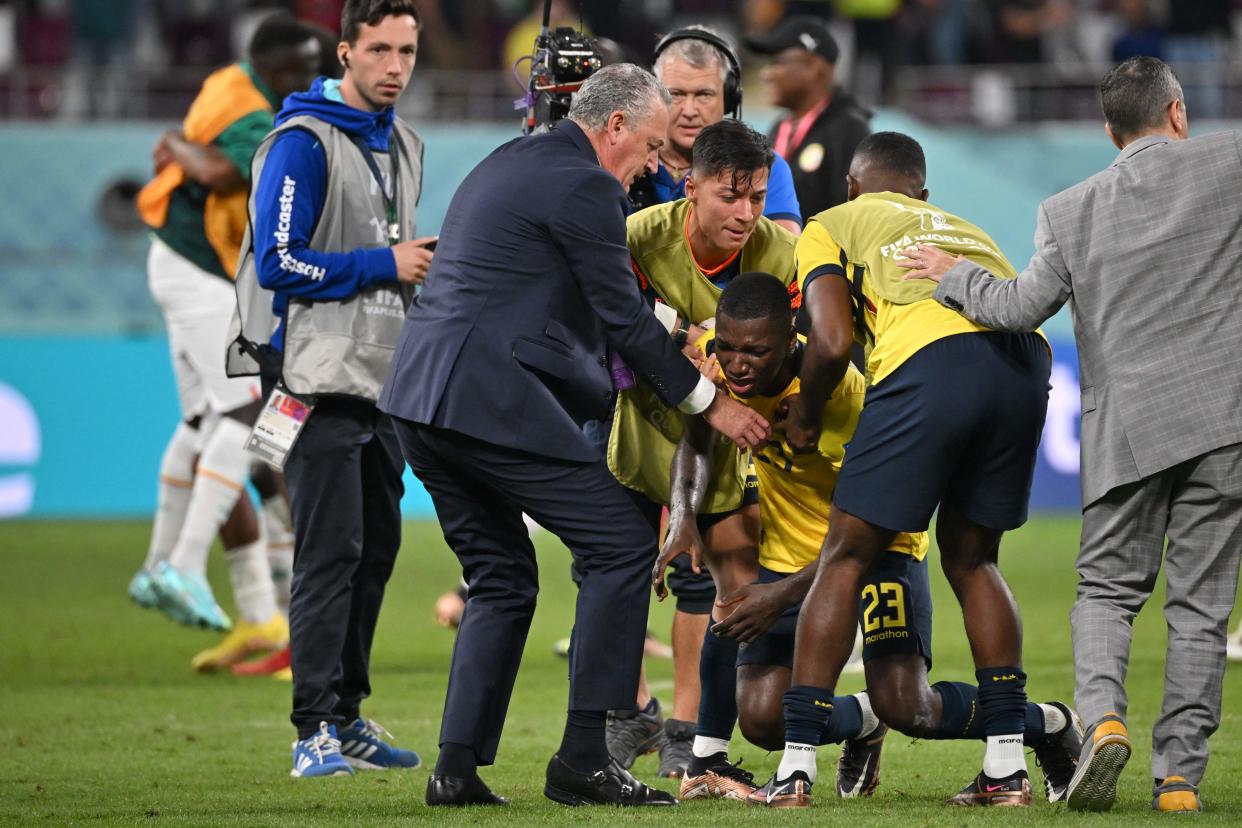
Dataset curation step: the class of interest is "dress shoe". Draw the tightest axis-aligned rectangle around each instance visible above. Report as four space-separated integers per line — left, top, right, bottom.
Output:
544 753 677 806
1067 712 1130 812
1152 776 1201 812
425 773 509 806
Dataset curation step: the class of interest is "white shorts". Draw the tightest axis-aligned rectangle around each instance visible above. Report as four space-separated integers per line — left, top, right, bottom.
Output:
148 236 260 419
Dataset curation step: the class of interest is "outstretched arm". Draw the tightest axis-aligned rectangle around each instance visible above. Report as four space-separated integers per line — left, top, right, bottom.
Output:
900 203 1072 331
553 171 771 450
712 561 817 644
654 414 716 600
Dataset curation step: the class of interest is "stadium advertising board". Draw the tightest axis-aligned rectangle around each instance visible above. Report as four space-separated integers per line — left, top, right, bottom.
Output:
0 334 1082 518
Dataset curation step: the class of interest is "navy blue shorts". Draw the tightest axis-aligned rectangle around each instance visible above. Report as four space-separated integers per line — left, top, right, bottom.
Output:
736 553 932 670
833 332 1050 533
858 551 933 668
735 565 801 669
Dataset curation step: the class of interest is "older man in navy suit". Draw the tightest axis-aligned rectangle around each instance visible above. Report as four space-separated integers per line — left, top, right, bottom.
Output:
380 64 769 807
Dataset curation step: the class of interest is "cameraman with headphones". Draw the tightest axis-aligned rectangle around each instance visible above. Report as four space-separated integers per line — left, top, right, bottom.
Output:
631 27 803 238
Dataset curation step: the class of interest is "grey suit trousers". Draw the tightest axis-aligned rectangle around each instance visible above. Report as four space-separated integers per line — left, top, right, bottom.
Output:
1072 441 1242 785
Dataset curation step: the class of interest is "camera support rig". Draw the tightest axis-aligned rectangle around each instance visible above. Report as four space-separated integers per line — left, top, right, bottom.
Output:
519 0 603 134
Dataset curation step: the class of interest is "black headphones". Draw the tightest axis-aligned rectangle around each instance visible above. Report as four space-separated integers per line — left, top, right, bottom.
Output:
653 28 742 118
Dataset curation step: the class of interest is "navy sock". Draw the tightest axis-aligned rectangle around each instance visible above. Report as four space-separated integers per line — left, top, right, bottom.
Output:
930 681 980 739
435 742 478 777
558 709 609 770
932 681 1049 744
819 695 864 744
975 667 1028 737
783 685 834 746
695 626 739 740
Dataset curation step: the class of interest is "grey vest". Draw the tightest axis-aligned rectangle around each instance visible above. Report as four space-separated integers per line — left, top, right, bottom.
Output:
227 113 423 402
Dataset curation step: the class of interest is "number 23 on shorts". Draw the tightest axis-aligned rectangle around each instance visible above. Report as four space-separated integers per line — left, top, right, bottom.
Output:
861 581 907 633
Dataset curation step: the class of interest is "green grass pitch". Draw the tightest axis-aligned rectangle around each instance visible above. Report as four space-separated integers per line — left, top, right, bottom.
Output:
1 517 1238 824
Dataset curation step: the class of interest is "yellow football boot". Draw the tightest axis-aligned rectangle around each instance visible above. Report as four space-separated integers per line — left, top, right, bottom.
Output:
191 614 289 673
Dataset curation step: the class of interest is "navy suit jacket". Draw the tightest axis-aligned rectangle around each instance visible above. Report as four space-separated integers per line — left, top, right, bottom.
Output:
379 120 701 463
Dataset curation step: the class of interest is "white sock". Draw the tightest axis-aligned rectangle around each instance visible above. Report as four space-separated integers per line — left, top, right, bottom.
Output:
168 418 252 577
982 734 1027 779
226 536 279 624
262 497 295 616
777 743 818 783
143 422 200 571
854 692 880 739
1039 703 1067 736
261 493 292 534
692 736 730 758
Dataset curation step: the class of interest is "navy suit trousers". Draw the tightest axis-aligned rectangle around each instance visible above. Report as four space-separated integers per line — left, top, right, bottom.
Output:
284 397 404 738
392 418 656 765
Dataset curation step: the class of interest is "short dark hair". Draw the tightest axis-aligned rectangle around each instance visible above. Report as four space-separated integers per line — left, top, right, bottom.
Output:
691 119 775 191
852 131 926 183
717 272 793 327
341 0 421 45
1099 56 1183 144
248 12 315 61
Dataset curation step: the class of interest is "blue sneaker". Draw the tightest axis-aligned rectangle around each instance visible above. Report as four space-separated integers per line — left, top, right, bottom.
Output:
291 722 354 779
338 718 421 770
150 561 232 631
128 569 159 609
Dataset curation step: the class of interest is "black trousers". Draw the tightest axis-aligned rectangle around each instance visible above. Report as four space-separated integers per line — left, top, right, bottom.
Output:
393 419 655 766
284 396 404 738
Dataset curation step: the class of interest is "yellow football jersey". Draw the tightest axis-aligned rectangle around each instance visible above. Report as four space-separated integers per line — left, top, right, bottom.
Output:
797 193 1045 385
698 330 928 571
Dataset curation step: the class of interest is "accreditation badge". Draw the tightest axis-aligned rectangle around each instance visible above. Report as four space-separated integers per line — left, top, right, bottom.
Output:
798 143 825 173
245 386 315 468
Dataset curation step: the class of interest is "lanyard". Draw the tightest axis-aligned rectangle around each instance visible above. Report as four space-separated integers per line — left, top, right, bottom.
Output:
350 134 401 246
773 97 829 160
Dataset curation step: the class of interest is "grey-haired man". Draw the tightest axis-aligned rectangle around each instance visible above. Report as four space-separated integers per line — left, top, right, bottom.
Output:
380 63 770 807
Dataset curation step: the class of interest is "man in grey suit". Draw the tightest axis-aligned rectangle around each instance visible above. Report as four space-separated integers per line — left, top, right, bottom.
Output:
901 57 1242 813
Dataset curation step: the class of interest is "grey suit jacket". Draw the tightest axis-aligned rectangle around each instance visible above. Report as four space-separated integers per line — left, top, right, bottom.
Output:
935 131 1242 507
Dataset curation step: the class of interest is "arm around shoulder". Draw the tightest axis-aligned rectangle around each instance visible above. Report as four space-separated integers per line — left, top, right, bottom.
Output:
933 202 1072 331
551 169 701 405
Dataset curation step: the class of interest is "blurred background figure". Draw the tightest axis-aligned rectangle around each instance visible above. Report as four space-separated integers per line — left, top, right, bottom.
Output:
831 0 903 104
1111 0 1166 62
917 0 976 66
128 11 321 675
59 0 144 120
987 0 1074 65
1164 0 1232 118
746 15 871 221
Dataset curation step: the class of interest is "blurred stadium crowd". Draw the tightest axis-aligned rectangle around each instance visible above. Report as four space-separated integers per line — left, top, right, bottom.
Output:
2 1 1240 122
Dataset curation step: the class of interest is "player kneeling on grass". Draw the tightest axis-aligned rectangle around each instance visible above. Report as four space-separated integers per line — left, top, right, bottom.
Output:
656 272 1083 807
